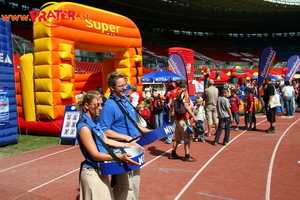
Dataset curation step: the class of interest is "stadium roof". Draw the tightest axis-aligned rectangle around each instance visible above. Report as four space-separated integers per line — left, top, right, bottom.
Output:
16 0 300 33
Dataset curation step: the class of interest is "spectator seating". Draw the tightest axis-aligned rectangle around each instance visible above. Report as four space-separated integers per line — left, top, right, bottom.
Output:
11 24 33 42
75 61 102 74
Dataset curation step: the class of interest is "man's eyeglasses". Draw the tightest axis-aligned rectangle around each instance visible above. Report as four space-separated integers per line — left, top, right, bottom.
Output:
116 84 128 88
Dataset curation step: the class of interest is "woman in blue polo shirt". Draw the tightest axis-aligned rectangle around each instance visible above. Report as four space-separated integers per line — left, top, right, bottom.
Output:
76 91 141 200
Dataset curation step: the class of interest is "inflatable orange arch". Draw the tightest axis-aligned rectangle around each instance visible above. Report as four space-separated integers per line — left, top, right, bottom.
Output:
20 2 143 123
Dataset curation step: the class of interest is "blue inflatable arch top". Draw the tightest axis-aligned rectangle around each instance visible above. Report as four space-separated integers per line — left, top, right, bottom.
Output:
0 19 18 146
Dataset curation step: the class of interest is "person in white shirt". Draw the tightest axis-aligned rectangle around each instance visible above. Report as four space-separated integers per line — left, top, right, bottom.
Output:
282 81 295 116
144 85 151 99
130 85 140 107
193 97 206 142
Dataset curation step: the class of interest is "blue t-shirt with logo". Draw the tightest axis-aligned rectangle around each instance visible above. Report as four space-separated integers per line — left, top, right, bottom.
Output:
100 94 138 137
76 113 107 168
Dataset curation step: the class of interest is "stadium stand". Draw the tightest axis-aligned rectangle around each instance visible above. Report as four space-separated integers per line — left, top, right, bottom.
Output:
74 61 102 74
276 50 300 61
195 49 243 62
11 24 33 42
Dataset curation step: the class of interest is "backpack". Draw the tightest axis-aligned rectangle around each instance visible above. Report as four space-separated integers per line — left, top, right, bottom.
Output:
152 95 164 110
174 91 186 116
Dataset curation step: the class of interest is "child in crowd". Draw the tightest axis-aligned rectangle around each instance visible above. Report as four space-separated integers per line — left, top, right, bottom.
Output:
230 89 241 131
145 99 154 127
242 96 248 128
136 104 147 128
193 97 206 142
245 88 257 131
213 89 233 146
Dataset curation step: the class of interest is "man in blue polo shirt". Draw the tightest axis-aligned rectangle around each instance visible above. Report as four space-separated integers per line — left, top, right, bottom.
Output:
100 72 149 200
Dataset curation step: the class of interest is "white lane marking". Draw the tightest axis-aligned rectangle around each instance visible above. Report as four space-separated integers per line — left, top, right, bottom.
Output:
25 143 182 193
141 144 183 168
174 119 267 200
0 146 78 173
265 118 300 200
27 168 79 192
11 169 80 199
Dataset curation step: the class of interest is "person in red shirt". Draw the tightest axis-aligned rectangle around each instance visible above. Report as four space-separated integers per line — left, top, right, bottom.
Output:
230 89 241 131
169 80 198 162
245 88 256 131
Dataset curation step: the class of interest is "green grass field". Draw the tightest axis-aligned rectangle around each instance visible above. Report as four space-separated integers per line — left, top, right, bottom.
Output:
0 134 60 158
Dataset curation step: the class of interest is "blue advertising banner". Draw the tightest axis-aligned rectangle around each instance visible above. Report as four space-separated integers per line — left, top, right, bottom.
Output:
0 87 9 123
168 53 187 81
258 46 276 98
285 55 300 82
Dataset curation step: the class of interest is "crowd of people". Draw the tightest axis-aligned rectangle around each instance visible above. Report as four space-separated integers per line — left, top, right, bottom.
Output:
134 77 300 149
75 71 299 199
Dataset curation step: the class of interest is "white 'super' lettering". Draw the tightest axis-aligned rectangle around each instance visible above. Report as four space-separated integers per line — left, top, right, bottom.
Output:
85 19 120 34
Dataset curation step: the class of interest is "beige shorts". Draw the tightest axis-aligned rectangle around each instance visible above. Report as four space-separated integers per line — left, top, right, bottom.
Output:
205 105 219 125
174 119 193 142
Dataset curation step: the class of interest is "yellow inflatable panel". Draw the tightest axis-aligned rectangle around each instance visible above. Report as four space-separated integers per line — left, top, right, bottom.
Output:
36 105 54 119
34 65 52 78
33 52 53 65
34 38 52 52
34 79 53 92
20 53 35 121
59 64 74 80
59 44 73 60
36 92 54 105
60 83 74 99
33 23 51 39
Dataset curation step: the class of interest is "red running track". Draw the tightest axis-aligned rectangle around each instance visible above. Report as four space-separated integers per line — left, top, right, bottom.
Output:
1 110 300 200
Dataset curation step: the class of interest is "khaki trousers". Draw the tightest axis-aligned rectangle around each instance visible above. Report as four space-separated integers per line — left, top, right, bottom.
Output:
113 168 140 200
80 166 114 200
